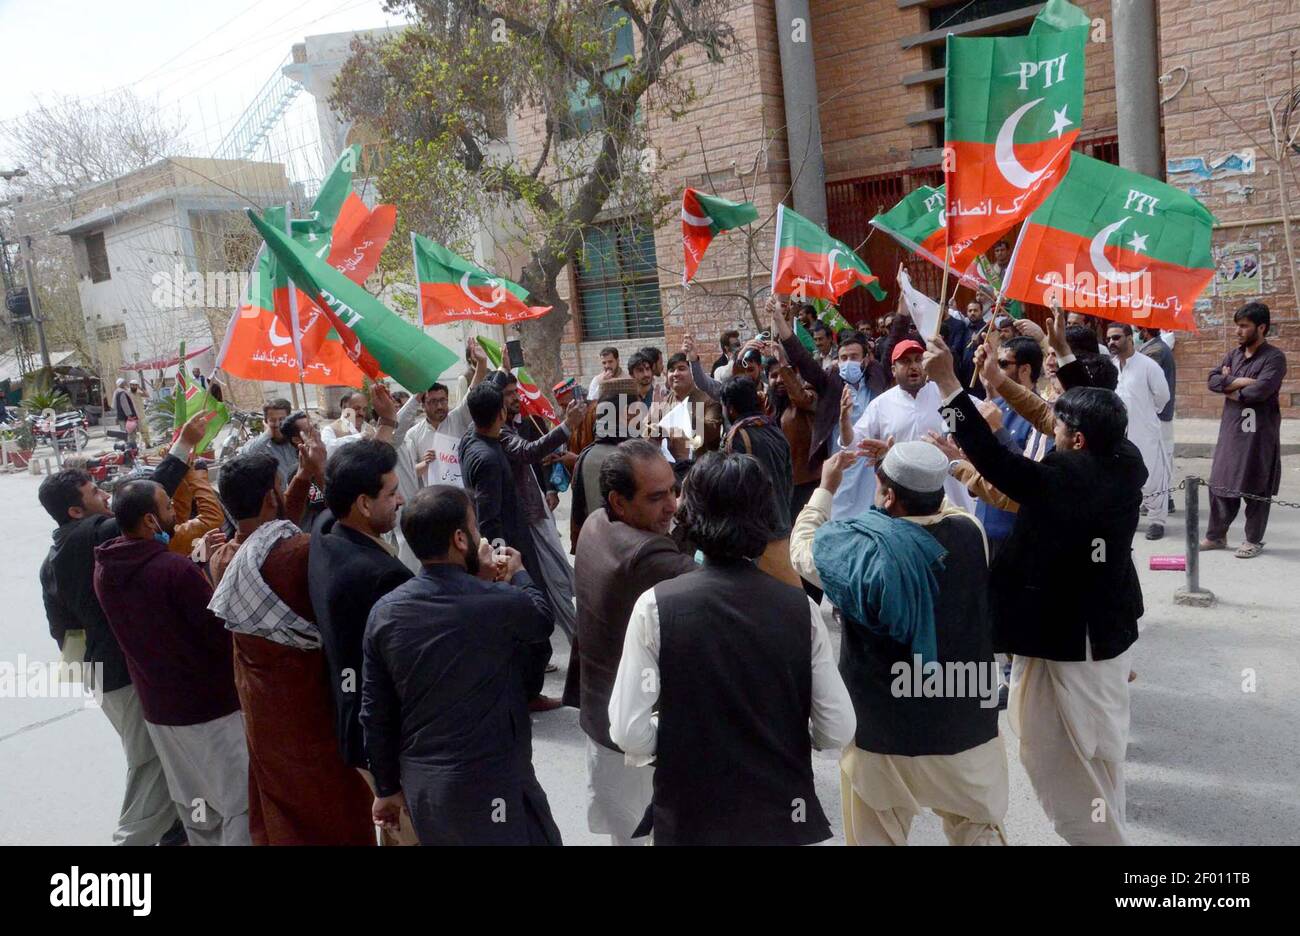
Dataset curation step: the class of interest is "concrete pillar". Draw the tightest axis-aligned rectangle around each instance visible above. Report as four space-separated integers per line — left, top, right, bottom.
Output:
774 0 829 227
1111 0 1164 180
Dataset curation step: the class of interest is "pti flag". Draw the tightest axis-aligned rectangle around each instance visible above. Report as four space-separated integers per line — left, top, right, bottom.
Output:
771 205 886 302
248 209 460 392
412 234 551 326
475 336 559 424
217 206 377 386
682 188 759 284
944 0 1089 245
870 183 1000 290
1002 153 1215 332
172 342 229 453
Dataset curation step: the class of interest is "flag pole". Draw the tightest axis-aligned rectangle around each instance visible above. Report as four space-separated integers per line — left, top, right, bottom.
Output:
933 247 952 341
970 292 1005 389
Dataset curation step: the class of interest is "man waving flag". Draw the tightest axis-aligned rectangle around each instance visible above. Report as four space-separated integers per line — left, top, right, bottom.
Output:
682 188 759 284
944 0 1090 245
1002 153 1215 331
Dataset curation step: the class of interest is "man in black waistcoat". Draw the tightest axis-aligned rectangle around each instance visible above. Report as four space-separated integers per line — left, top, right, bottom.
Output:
923 336 1144 845
608 451 854 845
791 443 1007 845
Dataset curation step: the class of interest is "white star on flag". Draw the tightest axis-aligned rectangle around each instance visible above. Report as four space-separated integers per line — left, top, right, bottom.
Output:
1049 106 1073 139
1126 231 1149 254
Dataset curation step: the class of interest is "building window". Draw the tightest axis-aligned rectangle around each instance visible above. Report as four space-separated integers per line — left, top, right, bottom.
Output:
86 232 111 283
921 0 1042 148
574 220 663 341
558 13 635 140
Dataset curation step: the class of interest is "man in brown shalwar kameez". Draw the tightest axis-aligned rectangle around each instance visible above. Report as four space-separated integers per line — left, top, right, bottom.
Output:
1204 302 1289 559
208 444 375 845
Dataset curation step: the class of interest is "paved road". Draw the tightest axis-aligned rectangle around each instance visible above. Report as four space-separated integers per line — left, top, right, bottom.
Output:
2 454 1297 845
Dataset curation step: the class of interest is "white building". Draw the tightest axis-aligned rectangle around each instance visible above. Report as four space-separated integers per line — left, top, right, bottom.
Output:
56 157 292 385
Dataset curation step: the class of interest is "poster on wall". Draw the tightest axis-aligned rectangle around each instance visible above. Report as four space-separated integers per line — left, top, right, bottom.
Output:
1213 242 1261 296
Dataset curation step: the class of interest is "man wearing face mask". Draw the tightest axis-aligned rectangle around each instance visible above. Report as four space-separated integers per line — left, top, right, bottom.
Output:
772 295 888 520
93 479 249 846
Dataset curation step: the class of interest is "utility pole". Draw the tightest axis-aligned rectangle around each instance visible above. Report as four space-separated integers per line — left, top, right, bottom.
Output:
1111 0 1165 180
21 234 52 369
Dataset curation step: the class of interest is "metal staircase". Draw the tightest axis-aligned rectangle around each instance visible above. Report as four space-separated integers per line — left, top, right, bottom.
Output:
212 56 303 161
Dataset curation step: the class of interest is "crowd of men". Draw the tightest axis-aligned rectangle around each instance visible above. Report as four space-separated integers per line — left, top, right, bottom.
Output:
37 293 1286 846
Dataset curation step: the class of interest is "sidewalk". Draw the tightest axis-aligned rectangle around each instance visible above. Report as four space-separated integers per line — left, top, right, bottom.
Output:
1174 417 1300 458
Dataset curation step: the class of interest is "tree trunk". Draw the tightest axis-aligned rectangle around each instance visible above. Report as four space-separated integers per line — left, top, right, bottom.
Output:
519 296 571 407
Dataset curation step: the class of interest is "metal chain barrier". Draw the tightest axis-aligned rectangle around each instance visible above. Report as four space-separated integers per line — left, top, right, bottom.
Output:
1145 477 1300 511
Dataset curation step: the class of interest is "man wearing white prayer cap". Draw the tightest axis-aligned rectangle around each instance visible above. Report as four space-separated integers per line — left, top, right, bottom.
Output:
790 440 1009 845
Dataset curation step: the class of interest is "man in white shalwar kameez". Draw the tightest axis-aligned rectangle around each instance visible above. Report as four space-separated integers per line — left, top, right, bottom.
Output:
851 340 976 516
1106 323 1171 540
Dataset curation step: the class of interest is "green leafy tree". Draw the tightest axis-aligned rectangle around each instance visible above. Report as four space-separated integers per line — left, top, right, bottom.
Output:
332 0 739 391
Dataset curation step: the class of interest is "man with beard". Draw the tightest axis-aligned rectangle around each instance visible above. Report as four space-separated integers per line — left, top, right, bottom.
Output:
851 340 976 515
1105 323 1171 541
1204 302 1288 557
459 383 557 709
363 485 561 845
208 450 374 845
39 412 212 846
574 440 697 844
772 297 888 520
93 478 248 845
307 439 413 833
923 336 1145 845
491 370 586 644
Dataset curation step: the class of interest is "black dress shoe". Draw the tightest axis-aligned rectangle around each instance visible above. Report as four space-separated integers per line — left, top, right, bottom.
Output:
1145 522 1165 541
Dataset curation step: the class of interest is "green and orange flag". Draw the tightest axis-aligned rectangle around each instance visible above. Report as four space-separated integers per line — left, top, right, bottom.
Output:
248 209 460 392
771 205 886 303
944 0 1090 246
475 336 559 424
682 188 758 284
217 146 396 386
172 341 229 453
870 183 1002 292
411 233 551 326
1002 153 1215 332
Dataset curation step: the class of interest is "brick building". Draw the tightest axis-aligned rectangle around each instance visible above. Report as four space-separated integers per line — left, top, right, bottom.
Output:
546 0 1297 418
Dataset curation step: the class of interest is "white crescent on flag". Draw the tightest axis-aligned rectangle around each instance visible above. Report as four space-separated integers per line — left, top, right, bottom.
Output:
1090 218 1148 285
681 206 712 227
460 270 506 308
995 98 1050 190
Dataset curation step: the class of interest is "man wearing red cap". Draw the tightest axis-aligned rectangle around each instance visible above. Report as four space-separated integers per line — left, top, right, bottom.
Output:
848 340 977 515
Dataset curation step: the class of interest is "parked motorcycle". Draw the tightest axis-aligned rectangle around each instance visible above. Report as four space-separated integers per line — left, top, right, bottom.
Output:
27 409 91 452
85 429 139 489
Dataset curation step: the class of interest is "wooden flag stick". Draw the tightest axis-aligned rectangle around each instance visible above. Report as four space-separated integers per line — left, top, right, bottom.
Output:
933 247 952 341
969 293 1005 388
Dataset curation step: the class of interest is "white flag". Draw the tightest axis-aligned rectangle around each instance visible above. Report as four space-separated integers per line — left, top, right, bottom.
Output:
897 266 940 339
657 400 693 435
